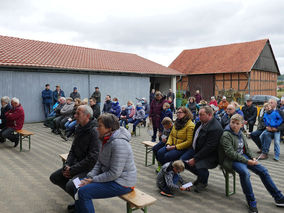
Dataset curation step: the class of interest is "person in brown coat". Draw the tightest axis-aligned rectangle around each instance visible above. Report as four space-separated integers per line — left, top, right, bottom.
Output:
149 91 167 142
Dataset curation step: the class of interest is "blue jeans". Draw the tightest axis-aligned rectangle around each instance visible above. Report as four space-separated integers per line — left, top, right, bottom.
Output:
250 129 264 150
132 119 142 132
65 120 77 131
232 154 283 202
181 148 209 185
156 146 187 165
260 130 280 159
120 119 128 128
43 103 52 118
152 141 166 159
75 181 133 213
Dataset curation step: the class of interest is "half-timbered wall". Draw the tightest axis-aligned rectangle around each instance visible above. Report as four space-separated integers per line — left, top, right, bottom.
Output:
250 70 277 96
214 73 249 96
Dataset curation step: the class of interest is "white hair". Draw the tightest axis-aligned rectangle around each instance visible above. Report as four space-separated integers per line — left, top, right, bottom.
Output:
60 97 66 102
1 96 10 104
11 97 20 105
80 105 93 118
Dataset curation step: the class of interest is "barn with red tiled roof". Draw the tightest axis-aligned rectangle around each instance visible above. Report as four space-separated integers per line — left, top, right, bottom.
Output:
169 39 280 101
0 35 181 122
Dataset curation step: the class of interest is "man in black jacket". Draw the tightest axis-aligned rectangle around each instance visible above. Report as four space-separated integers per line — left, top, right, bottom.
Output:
242 98 257 133
181 106 223 192
89 97 100 119
102 95 112 113
50 105 99 211
0 96 12 143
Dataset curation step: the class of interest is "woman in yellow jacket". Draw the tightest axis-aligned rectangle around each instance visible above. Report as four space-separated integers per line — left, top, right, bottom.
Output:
156 107 195 165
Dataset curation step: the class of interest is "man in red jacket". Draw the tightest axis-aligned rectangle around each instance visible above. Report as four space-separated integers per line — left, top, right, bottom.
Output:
0 97 25 147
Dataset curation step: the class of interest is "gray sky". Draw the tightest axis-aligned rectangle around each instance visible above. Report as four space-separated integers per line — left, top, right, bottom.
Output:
1 0 284 73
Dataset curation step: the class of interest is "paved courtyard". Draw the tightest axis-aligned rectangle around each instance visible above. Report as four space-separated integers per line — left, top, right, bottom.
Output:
0 123 284 213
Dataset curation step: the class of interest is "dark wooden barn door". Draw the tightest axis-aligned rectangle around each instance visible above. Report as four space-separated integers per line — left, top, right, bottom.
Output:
188 75 214 101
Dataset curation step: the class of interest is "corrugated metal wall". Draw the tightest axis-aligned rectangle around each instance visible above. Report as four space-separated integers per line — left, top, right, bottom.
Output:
0 70 150 122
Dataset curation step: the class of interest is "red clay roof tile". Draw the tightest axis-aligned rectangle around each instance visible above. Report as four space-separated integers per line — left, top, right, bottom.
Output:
169 39 268 75
0 35 181 76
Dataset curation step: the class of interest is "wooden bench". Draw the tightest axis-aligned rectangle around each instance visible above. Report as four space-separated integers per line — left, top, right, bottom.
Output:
141 141 157 167
59 153 68 165
120 188 157 213
16 129 34 152
59 153 157 212
220 167 236 197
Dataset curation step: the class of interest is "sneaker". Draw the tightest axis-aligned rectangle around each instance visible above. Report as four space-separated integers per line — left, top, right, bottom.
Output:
258 153 268 160
193 183 208 193
256 150 262 154
131 131 135 136
248 200 258 213
0 137 6 143
160 191 174 197
151 138 156 142
273 157 279 162
275 197 284 207
60 133 68 141
14 138 19 148
125 124 129 130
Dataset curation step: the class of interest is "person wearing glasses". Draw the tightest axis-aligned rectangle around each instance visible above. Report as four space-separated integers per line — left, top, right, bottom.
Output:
220 104 237 129
156 107 195 165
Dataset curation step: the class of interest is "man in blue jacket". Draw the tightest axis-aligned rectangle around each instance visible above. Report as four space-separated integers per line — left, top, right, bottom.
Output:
53 85 65 105
42 84 53 118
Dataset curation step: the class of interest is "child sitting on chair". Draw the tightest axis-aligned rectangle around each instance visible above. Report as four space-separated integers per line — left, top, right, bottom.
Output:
119 105 128 129
157 160 189 197
152 117 173 172
131 102 145 136
219 114 284 213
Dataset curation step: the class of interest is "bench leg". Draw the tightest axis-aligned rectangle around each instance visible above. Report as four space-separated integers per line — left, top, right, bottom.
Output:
126 202 132 213
225 170 236 197
20 135 23 152
145 146 155 167
126 202 148 213
28 135 31 150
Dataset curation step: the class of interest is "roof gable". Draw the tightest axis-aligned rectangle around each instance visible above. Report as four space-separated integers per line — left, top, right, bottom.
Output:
0 35 181 76
252 41 280 74
169 39 277 75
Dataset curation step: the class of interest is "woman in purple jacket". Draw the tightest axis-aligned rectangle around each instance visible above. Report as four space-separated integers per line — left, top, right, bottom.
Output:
149 91 167 142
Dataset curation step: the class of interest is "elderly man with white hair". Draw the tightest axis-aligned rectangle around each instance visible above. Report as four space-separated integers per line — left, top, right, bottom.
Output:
0 97 25 147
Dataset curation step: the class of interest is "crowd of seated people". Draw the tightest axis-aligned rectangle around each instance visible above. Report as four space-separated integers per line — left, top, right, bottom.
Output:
147 93 284 212
2 86 284 213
